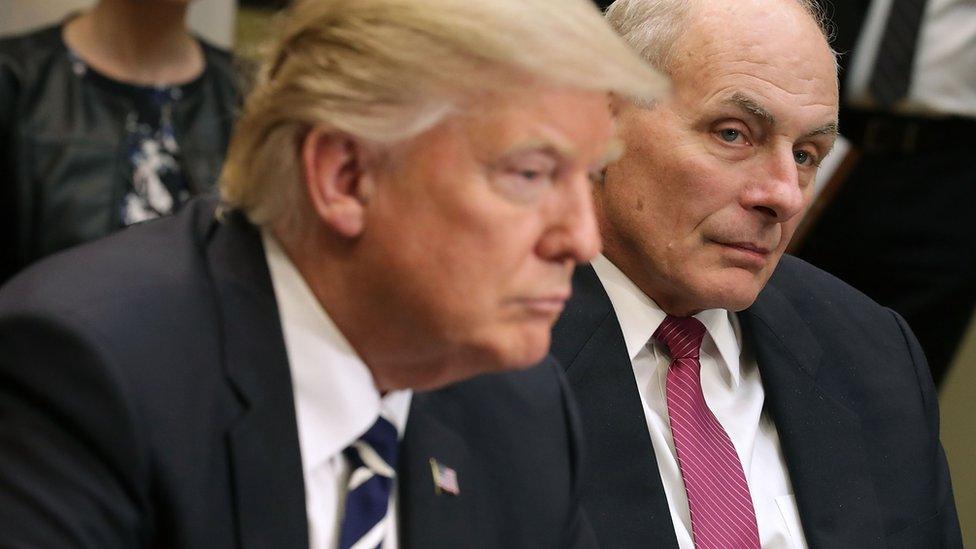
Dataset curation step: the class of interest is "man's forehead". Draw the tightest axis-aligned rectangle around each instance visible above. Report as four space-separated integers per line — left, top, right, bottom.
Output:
680 0 829 60
670 0 839 125
690 0 817 27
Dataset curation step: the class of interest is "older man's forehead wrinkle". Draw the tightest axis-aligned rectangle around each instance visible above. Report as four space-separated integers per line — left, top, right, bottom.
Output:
694 51 836 96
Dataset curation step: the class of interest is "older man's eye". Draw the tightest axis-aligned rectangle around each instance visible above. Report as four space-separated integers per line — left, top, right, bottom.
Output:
718 128 742 143
794 150 818 166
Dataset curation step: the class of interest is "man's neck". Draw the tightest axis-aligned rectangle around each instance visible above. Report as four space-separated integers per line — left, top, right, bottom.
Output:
272 227 487 394
63 0 203 86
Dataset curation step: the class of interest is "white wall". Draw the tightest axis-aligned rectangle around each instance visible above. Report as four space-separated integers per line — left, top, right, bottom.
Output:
0 0 236 48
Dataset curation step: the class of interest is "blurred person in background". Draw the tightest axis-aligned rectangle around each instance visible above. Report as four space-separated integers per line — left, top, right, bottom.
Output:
0 0 666 547
796 0 976 386
0 0 241 284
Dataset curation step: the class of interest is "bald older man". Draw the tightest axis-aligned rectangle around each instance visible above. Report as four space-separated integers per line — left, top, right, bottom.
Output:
554 0 962 547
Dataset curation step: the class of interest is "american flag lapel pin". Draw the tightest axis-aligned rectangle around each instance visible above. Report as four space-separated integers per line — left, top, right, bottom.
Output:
428 458 460 496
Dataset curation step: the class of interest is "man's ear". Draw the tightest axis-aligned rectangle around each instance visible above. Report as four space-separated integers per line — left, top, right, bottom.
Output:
301 126 372 238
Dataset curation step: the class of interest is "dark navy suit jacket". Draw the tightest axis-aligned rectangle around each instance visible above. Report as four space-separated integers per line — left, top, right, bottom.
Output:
551 259 962 548
0 195 596 549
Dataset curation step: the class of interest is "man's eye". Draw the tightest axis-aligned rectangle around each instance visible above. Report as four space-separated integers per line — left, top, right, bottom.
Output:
517 169 544 180
492 165 555 203
794 150 817 166
718 128 742 143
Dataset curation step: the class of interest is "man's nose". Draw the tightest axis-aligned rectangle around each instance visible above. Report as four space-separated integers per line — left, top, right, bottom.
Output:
744 148 806 222
537 172 602 264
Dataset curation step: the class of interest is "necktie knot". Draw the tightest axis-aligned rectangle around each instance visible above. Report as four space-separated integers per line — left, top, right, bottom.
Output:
338 415 400 549
343 415 399 479
654 315 706 360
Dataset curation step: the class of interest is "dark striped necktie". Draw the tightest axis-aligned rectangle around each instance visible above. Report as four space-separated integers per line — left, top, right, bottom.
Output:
868 0 930 108
338 416 399 549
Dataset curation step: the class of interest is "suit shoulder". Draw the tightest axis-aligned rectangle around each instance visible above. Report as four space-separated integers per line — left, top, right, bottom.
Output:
0 196 218 330
758 255 918 372
758 255 931 404
768 254 889 315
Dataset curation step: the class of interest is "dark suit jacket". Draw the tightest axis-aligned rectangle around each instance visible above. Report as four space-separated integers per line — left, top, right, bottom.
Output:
551 258 961 548
0 195 595 549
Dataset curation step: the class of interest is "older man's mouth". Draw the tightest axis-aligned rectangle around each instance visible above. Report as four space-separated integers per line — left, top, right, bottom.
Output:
710 239 773 268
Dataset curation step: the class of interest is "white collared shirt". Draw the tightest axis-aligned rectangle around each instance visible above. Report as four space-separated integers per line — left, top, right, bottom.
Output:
846 0 976 118
591 255 807 549
263 232 412 549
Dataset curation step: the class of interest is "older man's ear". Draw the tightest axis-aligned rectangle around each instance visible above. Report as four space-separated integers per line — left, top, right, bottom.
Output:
301 127 372 238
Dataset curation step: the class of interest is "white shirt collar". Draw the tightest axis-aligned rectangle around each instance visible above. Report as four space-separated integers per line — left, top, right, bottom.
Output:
262 231 412 476
590 254 744 387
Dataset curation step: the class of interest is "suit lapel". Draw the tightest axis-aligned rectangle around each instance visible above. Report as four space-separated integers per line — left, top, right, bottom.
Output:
205 212 309 549
551 266 679 548
398 394 481 549
741 283 885 548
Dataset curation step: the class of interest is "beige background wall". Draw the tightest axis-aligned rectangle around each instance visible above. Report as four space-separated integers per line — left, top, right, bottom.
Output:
0 0 236 47
941 323 976 546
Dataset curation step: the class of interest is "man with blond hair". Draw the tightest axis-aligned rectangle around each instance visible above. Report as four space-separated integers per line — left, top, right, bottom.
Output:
555 0 961 546
0 0 666 547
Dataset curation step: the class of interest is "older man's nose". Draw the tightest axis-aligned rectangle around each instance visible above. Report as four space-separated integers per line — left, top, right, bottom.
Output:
745 149 805 222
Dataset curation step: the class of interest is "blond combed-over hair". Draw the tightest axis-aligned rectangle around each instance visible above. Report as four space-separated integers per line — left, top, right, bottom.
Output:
220 0 668 227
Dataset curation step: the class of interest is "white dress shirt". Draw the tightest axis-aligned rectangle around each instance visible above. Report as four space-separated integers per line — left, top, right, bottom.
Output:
846 0 976 118
263 232 413 549
591 255 807 549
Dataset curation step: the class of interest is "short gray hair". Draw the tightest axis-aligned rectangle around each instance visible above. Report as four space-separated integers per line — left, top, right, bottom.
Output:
220 0 668 227
604 0 834 75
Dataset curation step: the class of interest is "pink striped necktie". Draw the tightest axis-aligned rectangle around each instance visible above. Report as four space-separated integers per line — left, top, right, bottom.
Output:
654 315 761 549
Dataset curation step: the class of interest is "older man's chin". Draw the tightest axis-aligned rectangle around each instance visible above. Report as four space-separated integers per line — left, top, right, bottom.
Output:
712 273 773 312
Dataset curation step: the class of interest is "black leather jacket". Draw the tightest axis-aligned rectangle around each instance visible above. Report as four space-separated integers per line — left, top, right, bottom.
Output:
0 24 241 282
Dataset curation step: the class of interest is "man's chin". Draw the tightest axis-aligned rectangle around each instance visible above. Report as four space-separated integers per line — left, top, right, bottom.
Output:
407 331 552 391
712 285 764 313
490 329 552 371
688 272 766 313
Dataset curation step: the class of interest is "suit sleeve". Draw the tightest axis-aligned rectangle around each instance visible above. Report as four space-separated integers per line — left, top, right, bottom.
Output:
890 310 963 548
0 313 150 548
552 360 599 549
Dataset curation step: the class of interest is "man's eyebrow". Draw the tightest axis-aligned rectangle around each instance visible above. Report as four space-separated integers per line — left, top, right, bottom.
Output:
805 121 839 138
724 92 776 126
501 139 571 159
724 92 839 142
807 121 840 156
